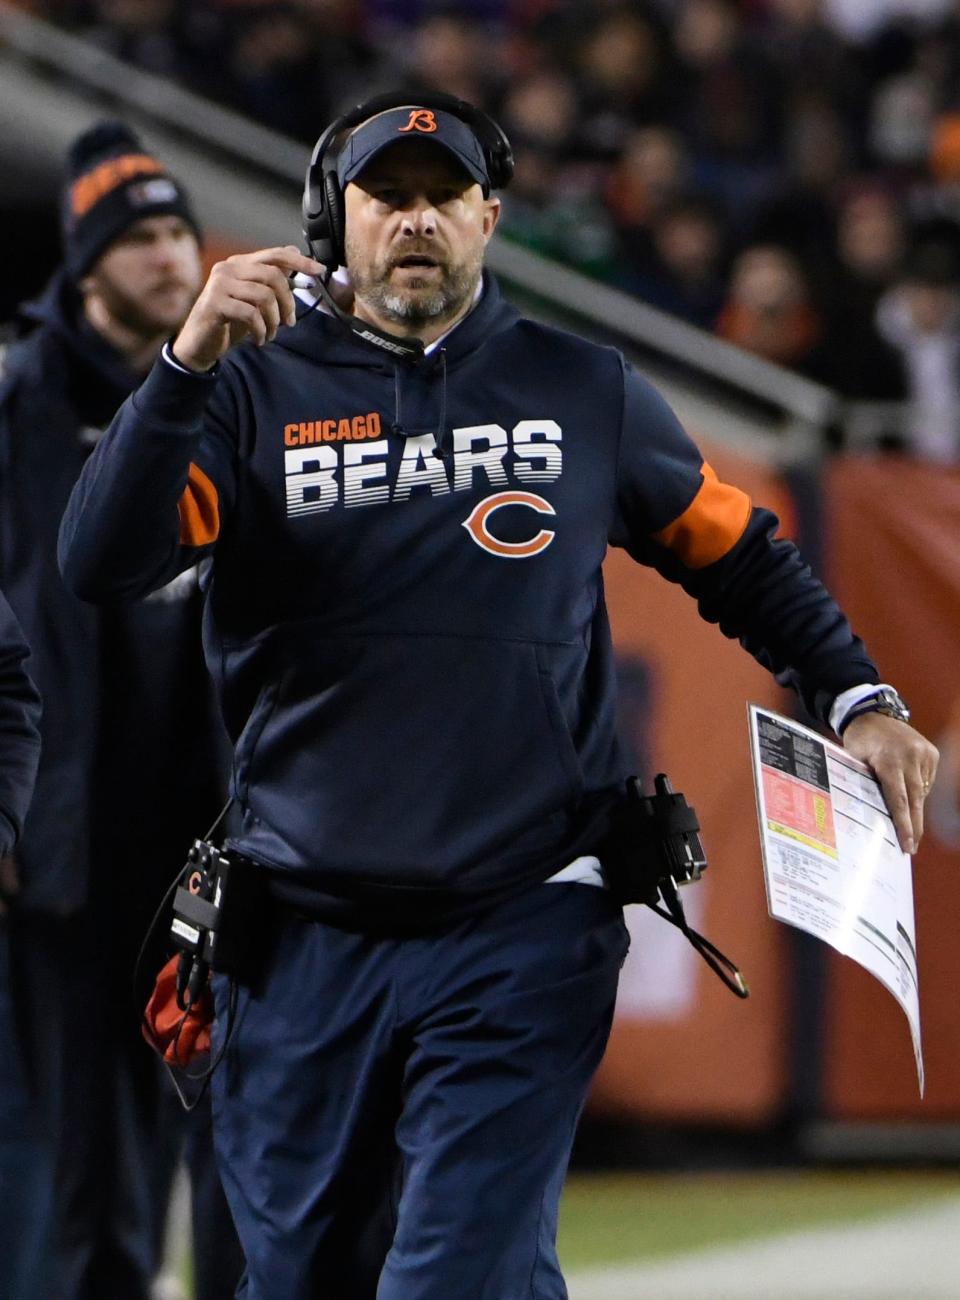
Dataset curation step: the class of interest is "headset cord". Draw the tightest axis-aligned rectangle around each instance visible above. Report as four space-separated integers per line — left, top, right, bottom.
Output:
164 976 239 1112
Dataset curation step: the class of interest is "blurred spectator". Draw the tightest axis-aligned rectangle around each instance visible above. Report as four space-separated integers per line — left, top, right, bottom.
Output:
875 226 960 459
605 126 691 273
404 10 497 107
673 0 779 211
816 185 910 399
83 0 183 76
573 6 677 158
759 0 865 154
868 68 938 171
625 195 729 327
749 100 851 274
213 5 329 139
912 108 960 225
836 184 908 289
714 243 828 373
824 0 955 44
497 67 619 277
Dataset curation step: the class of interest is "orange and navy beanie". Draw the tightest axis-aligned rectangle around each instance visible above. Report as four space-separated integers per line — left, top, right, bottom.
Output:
61 120 200 281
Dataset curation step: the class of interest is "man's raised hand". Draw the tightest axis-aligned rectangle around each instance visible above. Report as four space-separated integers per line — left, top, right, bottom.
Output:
172 246 325 373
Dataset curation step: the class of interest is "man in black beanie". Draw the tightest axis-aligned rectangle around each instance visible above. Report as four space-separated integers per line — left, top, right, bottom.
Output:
0 121 243 1300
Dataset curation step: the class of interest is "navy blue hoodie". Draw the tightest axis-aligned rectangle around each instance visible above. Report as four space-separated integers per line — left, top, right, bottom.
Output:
0 271 221 913
59 275 879 927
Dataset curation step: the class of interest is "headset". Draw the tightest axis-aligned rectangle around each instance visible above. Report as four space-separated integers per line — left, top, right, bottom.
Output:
302 89 514 273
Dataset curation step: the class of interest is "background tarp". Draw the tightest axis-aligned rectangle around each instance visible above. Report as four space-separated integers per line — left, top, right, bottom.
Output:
820 457 960 1120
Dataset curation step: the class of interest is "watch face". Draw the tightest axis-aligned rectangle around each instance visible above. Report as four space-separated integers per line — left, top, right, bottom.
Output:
875 689 910 722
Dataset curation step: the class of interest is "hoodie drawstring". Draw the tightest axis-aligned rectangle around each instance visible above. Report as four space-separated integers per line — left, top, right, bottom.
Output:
391 361 404 437
390 349 449 461
434 349 448 461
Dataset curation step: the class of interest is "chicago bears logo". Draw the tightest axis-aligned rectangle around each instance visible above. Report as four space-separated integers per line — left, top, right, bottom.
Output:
462 491 555 558
398 109 438 134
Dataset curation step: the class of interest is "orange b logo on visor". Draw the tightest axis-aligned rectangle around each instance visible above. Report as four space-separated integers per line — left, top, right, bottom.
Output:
398 109 438 134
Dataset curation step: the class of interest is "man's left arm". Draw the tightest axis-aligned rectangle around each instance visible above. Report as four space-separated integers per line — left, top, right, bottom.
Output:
611 361 938 853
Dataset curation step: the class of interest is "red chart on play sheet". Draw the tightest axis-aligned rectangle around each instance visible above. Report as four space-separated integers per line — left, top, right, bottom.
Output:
762 766 837 855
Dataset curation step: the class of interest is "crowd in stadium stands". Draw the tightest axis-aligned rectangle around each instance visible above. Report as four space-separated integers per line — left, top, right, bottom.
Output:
33 0 960 456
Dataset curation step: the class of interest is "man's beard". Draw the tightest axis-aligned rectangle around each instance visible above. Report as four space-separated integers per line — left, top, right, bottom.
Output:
94 273 196 339
346 240 482 328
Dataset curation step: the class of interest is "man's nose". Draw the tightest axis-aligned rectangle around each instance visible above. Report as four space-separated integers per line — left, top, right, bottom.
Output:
401 201 437 238
152 236 182 266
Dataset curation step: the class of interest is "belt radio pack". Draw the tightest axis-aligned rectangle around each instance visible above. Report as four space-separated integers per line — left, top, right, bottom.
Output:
170 840 265 1008
137 829 265 1110
606 774 748 998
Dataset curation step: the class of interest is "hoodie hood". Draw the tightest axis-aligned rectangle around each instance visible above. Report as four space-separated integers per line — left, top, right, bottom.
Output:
17 269 143 415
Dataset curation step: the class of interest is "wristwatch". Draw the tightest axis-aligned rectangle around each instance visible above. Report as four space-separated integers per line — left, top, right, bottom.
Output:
839 686 911 735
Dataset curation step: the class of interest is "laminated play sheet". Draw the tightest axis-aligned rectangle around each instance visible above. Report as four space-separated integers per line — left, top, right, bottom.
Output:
748 705 923 1095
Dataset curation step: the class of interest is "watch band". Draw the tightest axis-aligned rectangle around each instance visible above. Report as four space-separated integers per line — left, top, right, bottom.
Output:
837 687 911 735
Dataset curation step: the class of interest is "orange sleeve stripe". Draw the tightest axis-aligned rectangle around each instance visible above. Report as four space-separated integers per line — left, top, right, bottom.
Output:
652 461 752 569
178 462 220 547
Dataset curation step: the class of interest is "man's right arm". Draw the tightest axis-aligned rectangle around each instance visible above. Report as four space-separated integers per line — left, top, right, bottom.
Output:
58 357 232 600
58 245 323 602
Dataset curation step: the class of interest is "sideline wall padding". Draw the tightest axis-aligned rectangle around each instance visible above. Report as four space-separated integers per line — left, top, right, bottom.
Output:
820 456 960 1119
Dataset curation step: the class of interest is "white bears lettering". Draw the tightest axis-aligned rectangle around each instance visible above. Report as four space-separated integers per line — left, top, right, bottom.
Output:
285 420 562 516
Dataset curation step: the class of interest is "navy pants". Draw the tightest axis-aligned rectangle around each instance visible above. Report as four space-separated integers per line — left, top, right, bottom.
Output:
211 882 628 1300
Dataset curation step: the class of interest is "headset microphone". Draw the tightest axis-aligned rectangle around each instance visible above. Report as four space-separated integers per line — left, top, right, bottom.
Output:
311 273 426 361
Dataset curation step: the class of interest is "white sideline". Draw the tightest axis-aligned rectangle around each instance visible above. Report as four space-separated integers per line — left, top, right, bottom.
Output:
568 1194 960 1300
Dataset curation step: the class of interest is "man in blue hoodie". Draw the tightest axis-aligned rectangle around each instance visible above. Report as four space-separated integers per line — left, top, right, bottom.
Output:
59 95 938 1300
0 123 242 1300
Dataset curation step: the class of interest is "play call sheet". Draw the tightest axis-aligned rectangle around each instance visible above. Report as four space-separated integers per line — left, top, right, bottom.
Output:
748 706 923 1095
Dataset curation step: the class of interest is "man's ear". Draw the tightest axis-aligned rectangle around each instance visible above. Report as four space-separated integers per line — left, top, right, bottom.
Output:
483 196 502 241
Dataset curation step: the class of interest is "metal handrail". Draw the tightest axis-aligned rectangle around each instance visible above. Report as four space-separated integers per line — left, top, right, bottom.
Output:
0 0 842 430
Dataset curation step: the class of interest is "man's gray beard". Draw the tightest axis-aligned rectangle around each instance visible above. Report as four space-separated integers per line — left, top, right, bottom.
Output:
350 251 481 328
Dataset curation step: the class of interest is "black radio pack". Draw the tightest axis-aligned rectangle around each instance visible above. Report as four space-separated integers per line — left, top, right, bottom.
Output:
169 841 265 1011
604 773 707 905
605 774 748 999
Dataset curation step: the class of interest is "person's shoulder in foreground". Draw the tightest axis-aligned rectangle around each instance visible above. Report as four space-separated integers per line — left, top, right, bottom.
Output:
0 589 40 865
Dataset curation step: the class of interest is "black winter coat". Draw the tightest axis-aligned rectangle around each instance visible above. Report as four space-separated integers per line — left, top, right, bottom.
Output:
0 271 221 914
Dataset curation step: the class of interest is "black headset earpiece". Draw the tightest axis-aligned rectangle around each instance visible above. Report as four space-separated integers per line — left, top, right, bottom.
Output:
302 120 346 268
301 90 514 271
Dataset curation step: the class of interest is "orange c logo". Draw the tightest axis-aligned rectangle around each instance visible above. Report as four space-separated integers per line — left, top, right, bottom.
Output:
462 491 556 559
398 109 438 134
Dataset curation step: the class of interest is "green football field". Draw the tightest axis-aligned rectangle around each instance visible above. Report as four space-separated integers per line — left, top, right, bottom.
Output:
557 1169 960 1271
170 1167 960 1296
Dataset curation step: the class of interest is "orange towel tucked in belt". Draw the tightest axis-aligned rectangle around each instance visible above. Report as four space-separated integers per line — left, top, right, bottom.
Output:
143 954 214 1066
